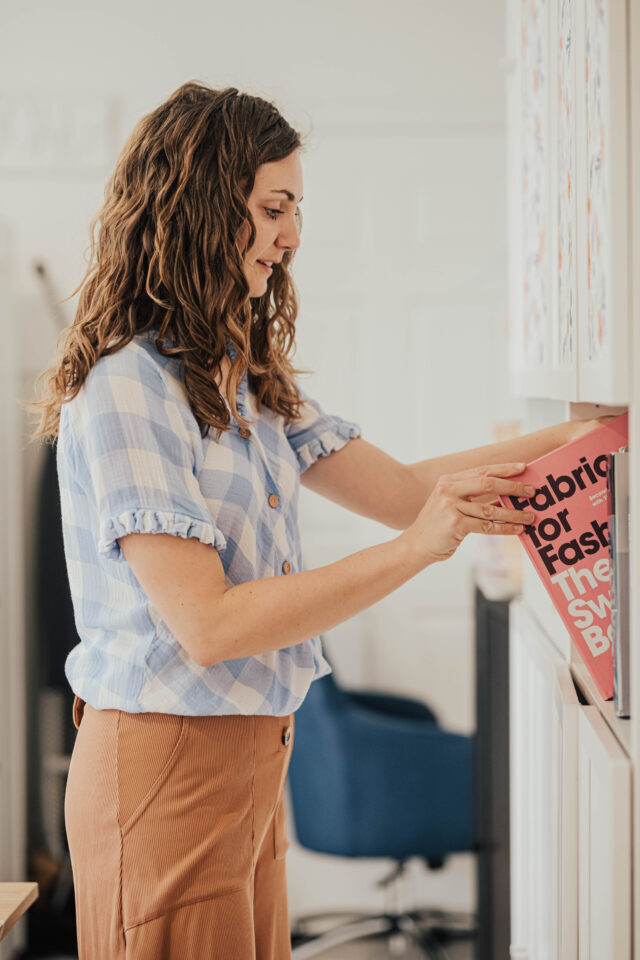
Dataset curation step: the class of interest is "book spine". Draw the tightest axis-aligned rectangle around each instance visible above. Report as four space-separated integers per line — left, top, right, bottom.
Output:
612 449 631 717
607 454 619 708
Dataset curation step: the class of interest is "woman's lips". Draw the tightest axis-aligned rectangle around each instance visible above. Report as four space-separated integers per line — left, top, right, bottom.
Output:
256 260 272 275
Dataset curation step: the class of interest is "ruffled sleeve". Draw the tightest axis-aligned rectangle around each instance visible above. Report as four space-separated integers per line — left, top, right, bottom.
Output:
70 349 228 564
284 386 362 475
98 509 227 564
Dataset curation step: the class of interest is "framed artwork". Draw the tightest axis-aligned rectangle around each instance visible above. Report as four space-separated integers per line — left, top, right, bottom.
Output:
546 0 580 399
521 0 551 374
555 0 578 369
508 0 630 403
584 0 609 362
575 0 630 401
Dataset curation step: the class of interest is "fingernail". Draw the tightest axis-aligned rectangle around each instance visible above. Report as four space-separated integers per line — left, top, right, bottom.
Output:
525 485 536 495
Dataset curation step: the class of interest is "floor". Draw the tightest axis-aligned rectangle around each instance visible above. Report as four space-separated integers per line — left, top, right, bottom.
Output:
46 945 473 960
305 934 475 958
289 903 477 959
43 909 476 960
46 933 476 959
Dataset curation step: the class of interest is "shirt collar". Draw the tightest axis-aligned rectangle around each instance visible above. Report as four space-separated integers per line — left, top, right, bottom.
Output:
143 325 247 402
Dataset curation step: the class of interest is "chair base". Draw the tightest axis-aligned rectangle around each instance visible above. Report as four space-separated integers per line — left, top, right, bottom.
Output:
291 907 478 959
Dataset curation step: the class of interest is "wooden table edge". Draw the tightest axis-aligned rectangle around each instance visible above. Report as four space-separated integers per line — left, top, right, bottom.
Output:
0 882 39 941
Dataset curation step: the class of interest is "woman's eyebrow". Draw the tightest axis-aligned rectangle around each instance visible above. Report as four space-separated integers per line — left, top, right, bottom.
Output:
270 189 303 203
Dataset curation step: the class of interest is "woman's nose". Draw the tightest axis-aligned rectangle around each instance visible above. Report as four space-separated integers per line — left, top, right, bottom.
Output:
279 219 301 251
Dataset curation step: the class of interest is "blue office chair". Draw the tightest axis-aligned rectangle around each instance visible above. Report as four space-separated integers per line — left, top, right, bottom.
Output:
287 645 478 959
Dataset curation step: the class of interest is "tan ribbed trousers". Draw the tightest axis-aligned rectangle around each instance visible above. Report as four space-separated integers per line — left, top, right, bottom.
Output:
64 694 295 959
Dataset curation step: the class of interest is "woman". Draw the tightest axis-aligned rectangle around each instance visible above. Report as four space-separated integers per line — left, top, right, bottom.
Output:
27 80 600 959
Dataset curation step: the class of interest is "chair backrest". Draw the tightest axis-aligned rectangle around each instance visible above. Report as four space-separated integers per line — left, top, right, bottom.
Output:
287 666 356 853
287 641 476 860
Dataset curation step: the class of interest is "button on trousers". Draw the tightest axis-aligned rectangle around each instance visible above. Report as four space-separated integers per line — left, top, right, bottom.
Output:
64 695 295 959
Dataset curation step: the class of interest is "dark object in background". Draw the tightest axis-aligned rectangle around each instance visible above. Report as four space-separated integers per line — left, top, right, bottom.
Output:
35 440 77 690
473 582 512 960
19 438 80 957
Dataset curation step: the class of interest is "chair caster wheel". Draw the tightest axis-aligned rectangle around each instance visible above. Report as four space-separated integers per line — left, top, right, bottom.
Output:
388 931 410 955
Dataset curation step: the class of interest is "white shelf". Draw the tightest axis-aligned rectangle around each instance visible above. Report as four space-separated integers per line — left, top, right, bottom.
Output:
570 661 631 759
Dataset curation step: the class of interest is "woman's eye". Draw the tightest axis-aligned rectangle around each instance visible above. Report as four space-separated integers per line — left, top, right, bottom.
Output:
265 208 283 220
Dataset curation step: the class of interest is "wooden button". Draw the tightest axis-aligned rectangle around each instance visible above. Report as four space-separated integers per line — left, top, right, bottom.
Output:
268 493 280 508
238 427 252 439
282 560 291 574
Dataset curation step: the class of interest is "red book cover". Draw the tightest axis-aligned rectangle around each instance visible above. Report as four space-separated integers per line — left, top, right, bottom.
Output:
498 412 629 700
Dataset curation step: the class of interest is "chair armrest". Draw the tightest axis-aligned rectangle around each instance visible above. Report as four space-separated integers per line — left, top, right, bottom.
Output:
346 690 439 725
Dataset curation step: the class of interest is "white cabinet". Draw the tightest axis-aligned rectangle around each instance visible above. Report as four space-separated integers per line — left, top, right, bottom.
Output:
510 600 580 959
554 667 581 959
506 0 639 948
577 706 631 959
506 0 630 404
509 599 632 959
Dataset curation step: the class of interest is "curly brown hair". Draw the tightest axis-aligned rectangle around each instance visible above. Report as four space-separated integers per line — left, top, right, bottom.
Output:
24 80 312 445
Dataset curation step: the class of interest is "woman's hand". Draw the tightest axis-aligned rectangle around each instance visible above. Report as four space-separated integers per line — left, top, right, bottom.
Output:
565 414 620 443
401 462 536 566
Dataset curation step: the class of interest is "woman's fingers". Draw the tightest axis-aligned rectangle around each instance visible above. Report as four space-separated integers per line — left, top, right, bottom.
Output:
463 515 527 535
406 462 536 566
442 462 527 481
440 467 536 502
458 498 535 528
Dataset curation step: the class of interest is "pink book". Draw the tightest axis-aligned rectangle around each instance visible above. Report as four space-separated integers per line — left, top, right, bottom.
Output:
498 412 629 700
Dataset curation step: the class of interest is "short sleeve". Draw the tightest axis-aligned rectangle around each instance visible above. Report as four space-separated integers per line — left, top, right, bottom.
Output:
68 350 227 563
284 385 362 475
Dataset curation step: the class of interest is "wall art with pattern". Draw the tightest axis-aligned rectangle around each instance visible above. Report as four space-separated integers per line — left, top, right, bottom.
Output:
556 0 577 368
520 0 549 371
584 0 609 363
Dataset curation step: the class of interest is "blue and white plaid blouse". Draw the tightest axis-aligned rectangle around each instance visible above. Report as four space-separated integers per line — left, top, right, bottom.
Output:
56 325 362 716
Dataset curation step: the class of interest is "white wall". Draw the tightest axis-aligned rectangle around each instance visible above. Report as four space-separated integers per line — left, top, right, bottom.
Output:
2 0 525 932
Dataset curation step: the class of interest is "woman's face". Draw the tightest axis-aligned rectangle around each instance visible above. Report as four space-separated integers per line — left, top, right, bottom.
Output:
237 150 303 297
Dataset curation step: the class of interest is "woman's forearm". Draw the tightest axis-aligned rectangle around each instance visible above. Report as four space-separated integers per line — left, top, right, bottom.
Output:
406 419 585 510
203 533 429 666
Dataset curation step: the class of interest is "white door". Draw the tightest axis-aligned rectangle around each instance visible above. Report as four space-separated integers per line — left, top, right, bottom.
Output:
577 706 631 959
510 599 584 960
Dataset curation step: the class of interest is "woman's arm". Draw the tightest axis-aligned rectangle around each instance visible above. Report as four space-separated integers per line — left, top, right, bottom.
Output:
407 416 617 513
119 463 536 667
119 528 429 668
120 462 535 667
300 437 421 530
300 419 598 530
407 419 596 509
